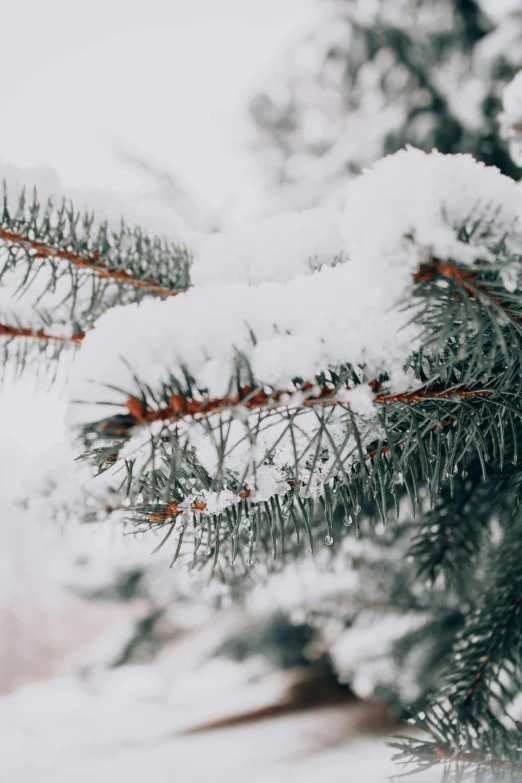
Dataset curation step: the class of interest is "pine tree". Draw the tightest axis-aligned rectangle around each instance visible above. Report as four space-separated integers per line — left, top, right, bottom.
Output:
7 26 522 783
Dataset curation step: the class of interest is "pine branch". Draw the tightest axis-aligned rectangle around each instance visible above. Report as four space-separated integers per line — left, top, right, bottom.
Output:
80 243 522 459
407 458 488 589
91 382 496 447
0 302 87 379
0 182 192 371
414 256 522 325
79 381 519 577
464 597 522 706
0 226 182 297
439 519 522 716
73 244 522 574
400 507 522 778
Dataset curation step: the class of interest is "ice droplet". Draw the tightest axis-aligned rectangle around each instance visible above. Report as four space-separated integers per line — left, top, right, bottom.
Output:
343 514 353 527
325 535 334 546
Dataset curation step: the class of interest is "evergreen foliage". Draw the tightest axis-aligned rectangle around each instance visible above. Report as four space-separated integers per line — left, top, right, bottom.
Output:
6 4 522 780
0 180 190 377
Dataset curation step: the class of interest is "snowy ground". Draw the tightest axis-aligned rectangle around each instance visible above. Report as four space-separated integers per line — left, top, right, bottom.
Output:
0 658 421 783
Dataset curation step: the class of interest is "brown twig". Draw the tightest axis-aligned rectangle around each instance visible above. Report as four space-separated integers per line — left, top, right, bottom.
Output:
119 383 494 440
0 322 84 344
0 227 179 298
414 257 521 323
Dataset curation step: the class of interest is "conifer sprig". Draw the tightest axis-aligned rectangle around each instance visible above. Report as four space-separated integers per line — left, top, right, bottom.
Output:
78 380 522 574
0 306 86 380
0 182 192 372
0 226 186 298
84 379 497 463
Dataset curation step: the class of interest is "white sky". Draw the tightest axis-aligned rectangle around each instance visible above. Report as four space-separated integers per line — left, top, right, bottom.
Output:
0 0 316 214
0 0 318 457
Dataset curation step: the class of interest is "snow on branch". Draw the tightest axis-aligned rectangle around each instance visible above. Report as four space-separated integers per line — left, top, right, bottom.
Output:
71 148 521 421
0 225 187 298
69 260 418 422
341 147 520 267
0 161 192 372
68 149 522 563
191 206 344 286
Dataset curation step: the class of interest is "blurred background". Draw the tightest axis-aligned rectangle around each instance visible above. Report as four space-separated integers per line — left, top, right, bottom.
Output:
1 1 521 780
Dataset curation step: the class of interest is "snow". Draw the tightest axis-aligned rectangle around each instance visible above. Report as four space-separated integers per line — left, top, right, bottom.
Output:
248 464 291 503
6 146 517 426
501 71 522 125
478 0 520 22
338 384 376 417
192 207 343 286
0 667 411 783
342 147 521 271
0 441 442 783
0 159 62 204
202 489 240 514
0 470 431 781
